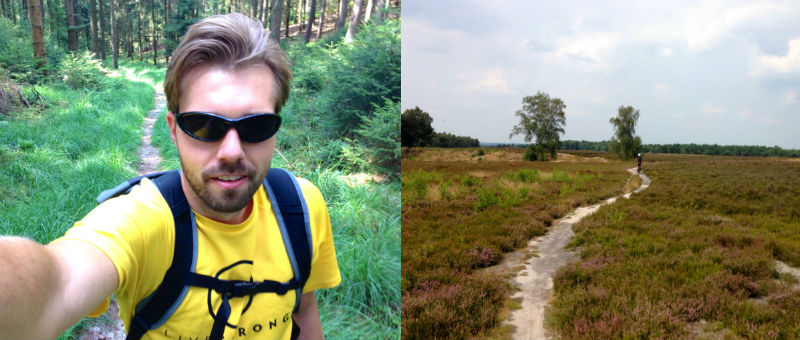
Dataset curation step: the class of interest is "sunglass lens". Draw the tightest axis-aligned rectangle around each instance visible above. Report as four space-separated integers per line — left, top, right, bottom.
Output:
238 115 281 143
180 113 228 141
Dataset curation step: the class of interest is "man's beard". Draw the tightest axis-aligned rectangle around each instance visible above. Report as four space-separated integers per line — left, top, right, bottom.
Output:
181 159 263 213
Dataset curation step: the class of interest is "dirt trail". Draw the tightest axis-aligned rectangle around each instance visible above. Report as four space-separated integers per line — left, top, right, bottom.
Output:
77 90 165 340
506 168 651 340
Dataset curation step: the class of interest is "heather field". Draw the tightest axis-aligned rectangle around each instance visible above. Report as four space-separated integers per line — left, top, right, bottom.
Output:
549 154 800 339
401 148 636 339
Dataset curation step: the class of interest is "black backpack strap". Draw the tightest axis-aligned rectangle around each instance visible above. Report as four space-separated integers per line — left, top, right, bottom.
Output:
121 168 311 340
96 171 170 204
126 170 197 340
264 168 313 313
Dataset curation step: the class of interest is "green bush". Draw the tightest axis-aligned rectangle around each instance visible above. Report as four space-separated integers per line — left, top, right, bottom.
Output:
320 20 400 134
58 52 106 89
341 99 400 176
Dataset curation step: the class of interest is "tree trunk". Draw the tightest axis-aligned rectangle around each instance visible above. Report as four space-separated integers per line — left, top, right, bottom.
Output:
163 0 170 64
374 0 384 24
90 0 99 55
335 0 347 31
260 0 268 24
364 0 372 22
126 9 134 58
151 0 157 65
344 0 363 43
283 0 289 38
138 0 143 61
268 0 282 43
28 0 46 70
298 0 304 32
110 0 118 69
65 0 78 51
315 0 325 39
99 0 106 59
303 0 315 42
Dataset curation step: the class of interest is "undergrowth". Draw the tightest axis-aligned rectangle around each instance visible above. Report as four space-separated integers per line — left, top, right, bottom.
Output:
548 154 800 339
401 148 632 339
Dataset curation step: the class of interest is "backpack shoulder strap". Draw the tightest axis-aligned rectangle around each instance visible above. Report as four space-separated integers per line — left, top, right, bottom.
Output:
264 167 313 313
96 171 170 204
126 170 197 340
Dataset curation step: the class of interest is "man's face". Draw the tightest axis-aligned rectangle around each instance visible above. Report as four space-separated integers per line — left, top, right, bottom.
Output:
166 64 277 222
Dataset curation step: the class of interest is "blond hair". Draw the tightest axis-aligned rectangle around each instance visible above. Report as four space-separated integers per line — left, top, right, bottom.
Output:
164 13 292 114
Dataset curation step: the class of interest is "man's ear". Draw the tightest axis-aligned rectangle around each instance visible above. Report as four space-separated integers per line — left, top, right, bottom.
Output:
166 111 178 146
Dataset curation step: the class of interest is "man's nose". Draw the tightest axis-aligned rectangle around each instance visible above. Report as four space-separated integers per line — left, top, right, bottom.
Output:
217 127 245 162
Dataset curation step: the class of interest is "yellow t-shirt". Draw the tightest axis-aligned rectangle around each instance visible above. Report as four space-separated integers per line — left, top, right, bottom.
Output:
56 175 341 339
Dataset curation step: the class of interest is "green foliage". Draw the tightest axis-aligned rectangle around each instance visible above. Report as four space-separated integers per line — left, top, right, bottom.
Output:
58 52 106 89
609 105 642 159
401 106 434 147
510 91 566 161
319 20 400 134
429 131 480 148
474 187 499 212
342 99 400 176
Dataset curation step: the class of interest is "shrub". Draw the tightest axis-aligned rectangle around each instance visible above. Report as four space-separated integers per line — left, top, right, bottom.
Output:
341 99 400 176
320 20 400 134
474 187 499 211
58 52 106 89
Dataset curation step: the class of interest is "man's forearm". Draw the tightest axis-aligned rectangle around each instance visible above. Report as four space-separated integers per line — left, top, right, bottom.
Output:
0 236 61 339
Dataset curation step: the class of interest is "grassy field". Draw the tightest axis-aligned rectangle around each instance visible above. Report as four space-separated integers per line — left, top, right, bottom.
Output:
401 148 636 339
548 154 800 339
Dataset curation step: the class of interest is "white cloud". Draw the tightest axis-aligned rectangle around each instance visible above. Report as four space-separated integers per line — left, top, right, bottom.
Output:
660 47 675 58
653 82 681 101
752 38 800 75
684 1 784 52
457 69 515 95
551 32 621 70
702 101 726 115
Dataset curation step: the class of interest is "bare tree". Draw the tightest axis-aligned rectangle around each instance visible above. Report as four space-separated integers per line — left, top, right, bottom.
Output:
315 0 325 39
335 0 347 30
28 0 46 69
268 0 283 43
344 0 363 43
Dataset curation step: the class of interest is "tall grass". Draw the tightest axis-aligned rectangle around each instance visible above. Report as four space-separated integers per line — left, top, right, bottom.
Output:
0 59 153 242
548 154 800 339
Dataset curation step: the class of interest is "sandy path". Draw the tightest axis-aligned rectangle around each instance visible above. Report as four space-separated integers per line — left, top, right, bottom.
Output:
77 90 166 340
507 168 651 340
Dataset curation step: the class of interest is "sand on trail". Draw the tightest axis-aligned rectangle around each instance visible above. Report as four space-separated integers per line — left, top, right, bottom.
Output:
506 168 651 340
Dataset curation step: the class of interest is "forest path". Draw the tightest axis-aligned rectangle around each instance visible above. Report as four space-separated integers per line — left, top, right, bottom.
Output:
506 168 650 340
76 89 166 340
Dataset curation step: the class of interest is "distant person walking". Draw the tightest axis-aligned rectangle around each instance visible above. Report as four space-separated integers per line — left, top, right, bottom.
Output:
637 153 642 173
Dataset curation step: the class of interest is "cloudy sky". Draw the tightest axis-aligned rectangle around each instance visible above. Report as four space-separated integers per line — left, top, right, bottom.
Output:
401 1 800 149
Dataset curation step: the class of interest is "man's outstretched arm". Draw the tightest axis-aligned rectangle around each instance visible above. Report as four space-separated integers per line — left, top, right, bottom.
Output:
293 291 324 340
0 237 118 339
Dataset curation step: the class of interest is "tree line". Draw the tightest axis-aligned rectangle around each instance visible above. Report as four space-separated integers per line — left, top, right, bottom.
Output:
0 0 397 73
561 140 800 158
401 107 480 148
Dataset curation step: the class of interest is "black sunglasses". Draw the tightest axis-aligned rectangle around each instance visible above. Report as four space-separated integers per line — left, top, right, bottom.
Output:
176 111 281 143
